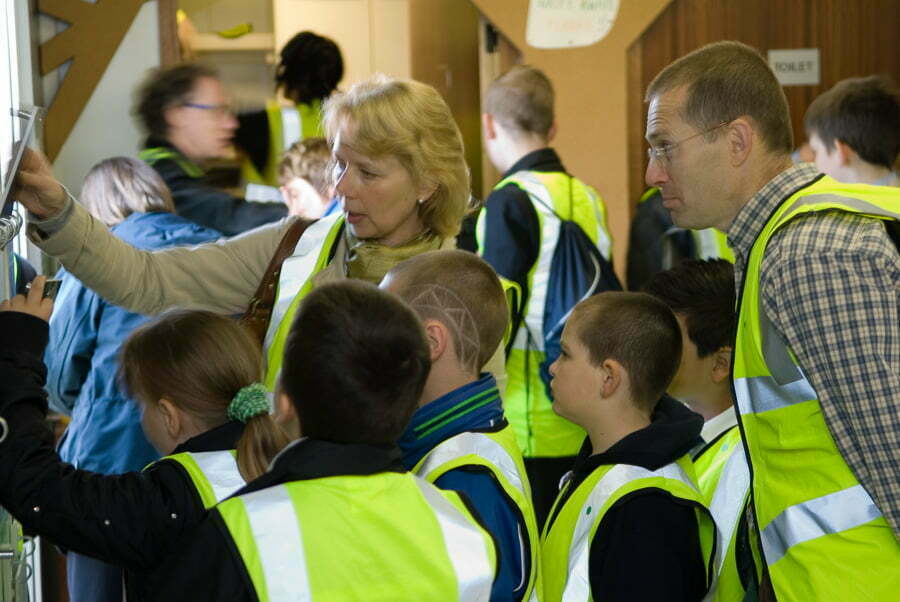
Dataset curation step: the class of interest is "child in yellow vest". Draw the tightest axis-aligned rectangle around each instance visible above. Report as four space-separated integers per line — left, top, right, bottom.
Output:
382 250 540 601
0 280 290 601
541 292 714 601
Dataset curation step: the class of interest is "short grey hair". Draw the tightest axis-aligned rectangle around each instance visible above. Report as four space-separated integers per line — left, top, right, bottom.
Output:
81 156 175 226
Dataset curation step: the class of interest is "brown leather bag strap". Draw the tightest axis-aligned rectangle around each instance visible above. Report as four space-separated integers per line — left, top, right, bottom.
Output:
240 218 312 345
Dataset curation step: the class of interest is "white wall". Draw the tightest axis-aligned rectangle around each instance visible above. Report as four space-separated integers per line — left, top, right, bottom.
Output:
48 1 160 194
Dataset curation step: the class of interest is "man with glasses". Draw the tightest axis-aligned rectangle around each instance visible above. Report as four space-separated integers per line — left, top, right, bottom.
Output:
645 41 900 601
135 64 287 236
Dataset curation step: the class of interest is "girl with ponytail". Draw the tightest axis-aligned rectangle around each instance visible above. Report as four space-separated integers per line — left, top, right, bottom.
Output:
0 294 290 601
120 309 289 484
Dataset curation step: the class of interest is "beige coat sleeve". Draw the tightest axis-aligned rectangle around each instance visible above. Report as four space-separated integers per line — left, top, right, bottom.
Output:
28 199 295 315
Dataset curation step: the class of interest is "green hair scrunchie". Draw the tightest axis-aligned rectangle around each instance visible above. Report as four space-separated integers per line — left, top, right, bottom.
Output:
228 383 270 423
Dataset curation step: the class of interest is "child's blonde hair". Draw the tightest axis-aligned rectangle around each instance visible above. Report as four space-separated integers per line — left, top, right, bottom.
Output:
120 310 290 481
385 250 508 374
277 137 332 196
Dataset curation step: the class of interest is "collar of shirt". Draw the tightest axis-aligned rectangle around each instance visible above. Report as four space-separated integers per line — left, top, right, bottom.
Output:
398 373 505 469
171 420 244 454
727 163 822 269
234 437 406 498
502 147 566 179
700 405 738 444
143 136 204 177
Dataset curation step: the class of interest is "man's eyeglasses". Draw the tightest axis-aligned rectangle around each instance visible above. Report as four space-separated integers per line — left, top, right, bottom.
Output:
181 102 234 118
647 120 731 165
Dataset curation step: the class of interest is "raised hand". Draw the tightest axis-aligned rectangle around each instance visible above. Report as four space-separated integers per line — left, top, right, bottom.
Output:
11 149 67 219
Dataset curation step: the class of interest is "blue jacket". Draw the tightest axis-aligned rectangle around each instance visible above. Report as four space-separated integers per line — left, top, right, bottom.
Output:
46 212 220 474
399 375 529 602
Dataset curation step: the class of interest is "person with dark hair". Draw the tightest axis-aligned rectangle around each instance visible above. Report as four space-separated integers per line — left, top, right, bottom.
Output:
477 64 614 526
0 281 291 601
235 31 344 187
645 259 753 602
44 157 220 602
144 280 497 601
542 291 713 601
646 41 900 599
135 63 288 235
382 250 539 601
643 258 736 442
805 75 900 186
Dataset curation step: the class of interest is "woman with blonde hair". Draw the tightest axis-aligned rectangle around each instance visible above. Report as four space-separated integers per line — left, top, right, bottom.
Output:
15 75 494 392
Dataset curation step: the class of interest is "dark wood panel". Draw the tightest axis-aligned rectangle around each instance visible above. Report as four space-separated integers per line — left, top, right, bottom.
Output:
628 0 900 208
409 0 483 199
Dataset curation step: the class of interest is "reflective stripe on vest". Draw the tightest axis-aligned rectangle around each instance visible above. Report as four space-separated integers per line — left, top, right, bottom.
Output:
692 228 735 262
542 457 714 601
476 171 612 458
163 450 245 509
414 427 541 600
262 213 344 390
219 474 496 601
242 99 324 186
499 171 611 354
412 478 495 601
415 431 525 496
734 176 900 599
694 427 751 602
243 484 310 601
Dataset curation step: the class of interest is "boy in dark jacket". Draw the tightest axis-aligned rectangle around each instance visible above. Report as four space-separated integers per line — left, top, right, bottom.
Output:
382 250 539 601
541 292 714 601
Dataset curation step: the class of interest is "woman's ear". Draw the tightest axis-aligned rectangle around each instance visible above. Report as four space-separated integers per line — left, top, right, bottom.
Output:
157 398 182 441
416 179 439 204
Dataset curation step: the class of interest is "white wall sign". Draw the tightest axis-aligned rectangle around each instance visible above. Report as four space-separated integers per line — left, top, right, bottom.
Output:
767 48 820 86
526 0 620 49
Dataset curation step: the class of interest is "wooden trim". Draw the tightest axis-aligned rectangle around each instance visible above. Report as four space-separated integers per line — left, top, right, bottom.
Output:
158 0 179 66
193 32 274 52
37 0 145 161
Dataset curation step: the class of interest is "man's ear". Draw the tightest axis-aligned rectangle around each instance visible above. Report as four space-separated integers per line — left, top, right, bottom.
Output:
598 359 623 399
483 113 497 140
727 118 754 167
157 398 182 441
423 318 450 363
711 346 733 384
